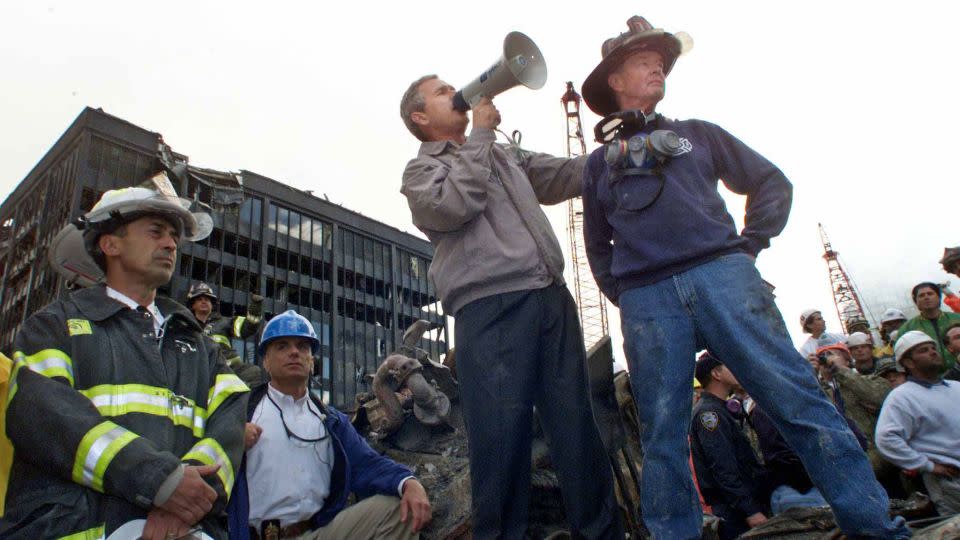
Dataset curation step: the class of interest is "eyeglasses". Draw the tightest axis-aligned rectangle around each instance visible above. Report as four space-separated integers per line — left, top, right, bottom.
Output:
265 392 328 443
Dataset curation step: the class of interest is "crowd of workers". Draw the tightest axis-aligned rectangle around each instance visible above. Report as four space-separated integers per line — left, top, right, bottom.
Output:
1 12 958 540
691 269 960 539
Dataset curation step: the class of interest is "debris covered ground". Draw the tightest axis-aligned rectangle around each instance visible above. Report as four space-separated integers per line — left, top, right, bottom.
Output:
351 322 956 539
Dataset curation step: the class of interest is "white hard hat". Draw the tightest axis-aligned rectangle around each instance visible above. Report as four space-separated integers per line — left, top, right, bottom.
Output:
894 330 936 364
880 308 907 324
800 309 821 332
49 184 212 287
846 332 872 347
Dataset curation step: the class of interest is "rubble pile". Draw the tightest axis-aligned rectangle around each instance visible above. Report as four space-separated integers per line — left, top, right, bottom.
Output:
349 322 950 539
350 321 579 539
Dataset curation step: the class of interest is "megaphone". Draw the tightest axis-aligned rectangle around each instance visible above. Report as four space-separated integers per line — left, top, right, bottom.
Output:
453 31 548 112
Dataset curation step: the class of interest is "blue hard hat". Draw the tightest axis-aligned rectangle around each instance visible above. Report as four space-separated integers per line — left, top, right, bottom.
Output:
259 310 320 356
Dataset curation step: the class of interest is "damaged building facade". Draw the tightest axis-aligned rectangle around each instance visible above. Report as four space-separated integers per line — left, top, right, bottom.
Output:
0 107 446 408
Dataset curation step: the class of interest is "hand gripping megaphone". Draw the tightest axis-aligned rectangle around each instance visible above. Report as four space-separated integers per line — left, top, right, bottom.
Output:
453 31 548 112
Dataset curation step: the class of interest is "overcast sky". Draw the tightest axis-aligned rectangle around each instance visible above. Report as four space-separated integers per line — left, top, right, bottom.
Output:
2 1 957 363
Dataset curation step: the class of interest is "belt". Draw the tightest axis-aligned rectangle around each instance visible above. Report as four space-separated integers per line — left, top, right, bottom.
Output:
249 519 314 539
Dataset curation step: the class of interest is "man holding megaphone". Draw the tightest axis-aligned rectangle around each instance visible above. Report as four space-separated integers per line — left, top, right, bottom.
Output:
399 72 621 539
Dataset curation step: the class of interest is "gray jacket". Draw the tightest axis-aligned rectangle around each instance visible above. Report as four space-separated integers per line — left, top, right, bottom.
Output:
401 127 584 314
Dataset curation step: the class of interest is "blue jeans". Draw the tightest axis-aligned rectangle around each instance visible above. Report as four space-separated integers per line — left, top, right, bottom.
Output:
619 253 910 540
770 485 828 515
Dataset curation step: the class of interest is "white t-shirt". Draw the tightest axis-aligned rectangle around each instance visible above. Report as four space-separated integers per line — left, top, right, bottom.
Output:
798 332 845 358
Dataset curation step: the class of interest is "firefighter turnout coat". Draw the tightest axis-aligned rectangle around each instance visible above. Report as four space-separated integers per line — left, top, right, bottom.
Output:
202 313 259 359
0 285 249 539
200 313 264 387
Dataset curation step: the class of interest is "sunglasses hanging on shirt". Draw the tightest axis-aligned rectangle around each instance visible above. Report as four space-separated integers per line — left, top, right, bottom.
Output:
593 109 648 143
266 392 328 443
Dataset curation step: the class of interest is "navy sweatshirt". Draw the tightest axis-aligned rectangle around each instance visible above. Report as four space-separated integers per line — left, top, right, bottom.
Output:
749 406 816 494
581 115 792 304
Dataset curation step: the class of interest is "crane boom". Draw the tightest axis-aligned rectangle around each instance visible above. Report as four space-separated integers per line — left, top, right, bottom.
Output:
562 82 608 349
818 223 868 332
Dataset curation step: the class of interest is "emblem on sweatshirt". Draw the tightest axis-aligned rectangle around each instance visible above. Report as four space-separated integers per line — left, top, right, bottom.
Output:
677 137 693 155
67 319 93 336
700 411 719 431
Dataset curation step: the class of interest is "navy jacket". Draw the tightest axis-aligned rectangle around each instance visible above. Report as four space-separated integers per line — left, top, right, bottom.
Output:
582 115 792 304
227 384 413 539
690 394 768 518
749 406 815 494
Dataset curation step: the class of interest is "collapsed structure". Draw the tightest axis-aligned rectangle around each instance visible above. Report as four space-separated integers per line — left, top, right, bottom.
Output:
0 107 447 409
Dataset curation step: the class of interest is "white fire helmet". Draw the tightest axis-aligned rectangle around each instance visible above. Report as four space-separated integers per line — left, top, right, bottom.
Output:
846 332 872 348
49 185 212 287
83 187 211 242
894 330 936 365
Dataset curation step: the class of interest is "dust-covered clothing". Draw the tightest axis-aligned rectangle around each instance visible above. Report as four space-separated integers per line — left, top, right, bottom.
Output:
583 110 907 539
201 312 260 357
922 473 960 515
833 369 891 445
197 311 263 387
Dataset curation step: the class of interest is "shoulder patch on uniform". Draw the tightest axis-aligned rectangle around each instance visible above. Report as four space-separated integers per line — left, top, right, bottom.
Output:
67 319 92 336
700 411 719 431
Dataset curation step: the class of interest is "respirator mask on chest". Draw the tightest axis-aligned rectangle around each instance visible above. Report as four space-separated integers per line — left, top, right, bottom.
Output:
595 110 686 176
594 110 686 211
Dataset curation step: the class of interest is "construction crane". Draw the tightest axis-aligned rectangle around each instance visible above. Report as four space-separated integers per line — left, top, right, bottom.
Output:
562 82 609 350
818 223 869 332
561 84 648 537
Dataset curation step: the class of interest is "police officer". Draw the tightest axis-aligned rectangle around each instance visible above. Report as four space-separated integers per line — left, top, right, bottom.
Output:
187 282 264 385
690 352 769 540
